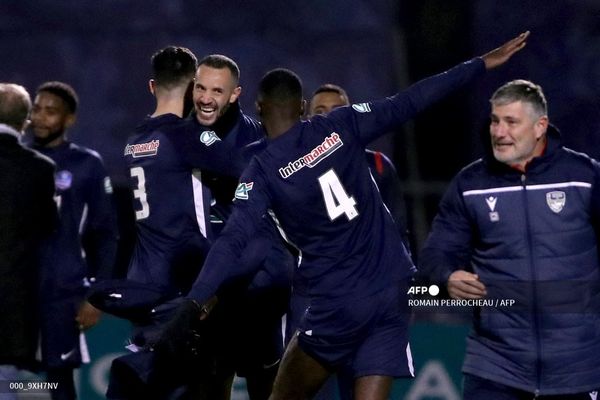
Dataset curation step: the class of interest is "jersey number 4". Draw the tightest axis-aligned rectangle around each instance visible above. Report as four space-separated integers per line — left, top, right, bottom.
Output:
318 169 358 221
130 167 150 220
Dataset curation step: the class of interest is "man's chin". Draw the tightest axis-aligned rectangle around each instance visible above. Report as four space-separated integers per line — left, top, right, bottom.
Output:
196 114 217 126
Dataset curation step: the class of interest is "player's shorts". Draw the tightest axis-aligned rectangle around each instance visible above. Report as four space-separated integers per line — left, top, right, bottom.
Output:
296 279 413 379
213 286 288 378
40 296 85 368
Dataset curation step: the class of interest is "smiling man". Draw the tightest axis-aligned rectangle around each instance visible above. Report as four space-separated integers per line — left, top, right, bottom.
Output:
420 79 600 399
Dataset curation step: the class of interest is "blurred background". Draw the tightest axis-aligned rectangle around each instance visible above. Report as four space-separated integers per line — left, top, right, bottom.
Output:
2 0 599 398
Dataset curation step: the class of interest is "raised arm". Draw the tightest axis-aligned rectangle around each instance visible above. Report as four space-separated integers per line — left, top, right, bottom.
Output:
482 31 529 70
328 31 531 147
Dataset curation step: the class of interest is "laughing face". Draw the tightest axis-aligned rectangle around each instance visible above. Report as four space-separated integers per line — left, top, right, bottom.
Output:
489 100 548 170
193 65 241 126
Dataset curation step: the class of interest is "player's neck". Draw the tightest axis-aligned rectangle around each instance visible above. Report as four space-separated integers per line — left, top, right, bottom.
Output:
152 88 188 118
152 98 184 118
264 118 298 140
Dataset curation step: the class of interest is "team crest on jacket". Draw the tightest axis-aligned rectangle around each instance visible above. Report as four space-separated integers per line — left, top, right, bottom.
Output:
235 182 254 200
200 130 221 146
351 103 372 113
55 170 73 190
546 191 566 213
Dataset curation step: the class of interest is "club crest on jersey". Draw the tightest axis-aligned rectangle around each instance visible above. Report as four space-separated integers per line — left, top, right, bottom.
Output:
546 190 565 213
55 170 73 190
124 140 160 158
278 132 343 179
235 182 254 200
351 103 372 113
200 130 221 146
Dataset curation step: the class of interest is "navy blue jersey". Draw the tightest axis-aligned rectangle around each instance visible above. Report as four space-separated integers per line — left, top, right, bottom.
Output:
32 141 118 299
193 102 265 230
189 57 486 305
366 149 410 247
125 113 245 292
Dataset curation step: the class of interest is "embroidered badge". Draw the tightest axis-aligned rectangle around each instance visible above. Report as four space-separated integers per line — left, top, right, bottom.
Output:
199 130 221 146
55 170 73 190
235 182 254 200
546 191 566 213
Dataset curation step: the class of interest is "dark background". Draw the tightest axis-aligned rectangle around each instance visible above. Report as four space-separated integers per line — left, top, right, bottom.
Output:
2 0 599 270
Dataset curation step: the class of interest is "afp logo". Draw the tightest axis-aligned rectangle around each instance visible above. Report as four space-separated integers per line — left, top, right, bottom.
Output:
199 130 221 146
407 285 440 296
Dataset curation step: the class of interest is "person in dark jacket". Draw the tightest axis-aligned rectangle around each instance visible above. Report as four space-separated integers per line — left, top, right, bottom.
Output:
29 81 118 400
420 79 600 399
0 83 58 399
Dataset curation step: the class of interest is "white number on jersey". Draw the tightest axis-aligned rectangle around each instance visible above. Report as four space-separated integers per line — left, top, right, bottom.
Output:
318 169 358 221
130 167 150 220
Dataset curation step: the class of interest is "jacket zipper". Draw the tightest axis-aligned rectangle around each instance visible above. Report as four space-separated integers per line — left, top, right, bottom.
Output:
522 173 542 395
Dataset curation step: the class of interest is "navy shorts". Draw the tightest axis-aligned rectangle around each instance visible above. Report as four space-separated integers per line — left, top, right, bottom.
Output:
296 280 413 378
40 296 84 368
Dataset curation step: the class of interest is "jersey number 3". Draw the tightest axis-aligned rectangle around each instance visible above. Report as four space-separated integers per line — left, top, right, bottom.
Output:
130 167 150 220
318 169 358 221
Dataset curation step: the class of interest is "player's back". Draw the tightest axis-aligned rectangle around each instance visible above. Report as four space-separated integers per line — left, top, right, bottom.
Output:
252 114 413 304
125 114 244 290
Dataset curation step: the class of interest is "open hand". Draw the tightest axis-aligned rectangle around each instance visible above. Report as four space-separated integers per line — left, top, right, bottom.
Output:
482 31 530 70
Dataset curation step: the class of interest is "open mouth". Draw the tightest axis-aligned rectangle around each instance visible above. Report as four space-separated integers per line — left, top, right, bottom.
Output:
198 106 216 119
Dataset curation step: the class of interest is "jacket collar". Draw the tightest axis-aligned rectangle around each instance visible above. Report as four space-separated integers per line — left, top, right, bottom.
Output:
484 124 562 175
0 123 22 140
189 101 241 140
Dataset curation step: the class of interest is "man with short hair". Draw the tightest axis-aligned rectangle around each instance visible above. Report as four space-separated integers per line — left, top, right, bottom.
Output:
29 81 118 400
0 83 57 400
121 50 292 400
420 79 600 399
161 32 529 400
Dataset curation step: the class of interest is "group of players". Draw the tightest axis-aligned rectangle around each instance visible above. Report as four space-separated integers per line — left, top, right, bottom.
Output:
2 31 528 400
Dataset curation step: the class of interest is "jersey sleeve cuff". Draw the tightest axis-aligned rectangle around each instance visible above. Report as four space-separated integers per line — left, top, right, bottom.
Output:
186 282 216 304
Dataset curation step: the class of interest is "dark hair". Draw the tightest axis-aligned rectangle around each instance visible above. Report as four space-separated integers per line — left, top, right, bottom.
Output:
0 83 31 130
312 83 349 103
258 68 303 104
36 81 78 113
490 79 547 118
198 54 240 83
151 46 198 88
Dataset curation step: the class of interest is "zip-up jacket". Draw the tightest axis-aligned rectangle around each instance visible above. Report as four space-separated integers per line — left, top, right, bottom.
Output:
420 126 600 395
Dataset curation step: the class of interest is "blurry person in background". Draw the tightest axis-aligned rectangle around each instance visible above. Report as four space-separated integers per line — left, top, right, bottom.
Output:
29 81 118 400
0 83 57 400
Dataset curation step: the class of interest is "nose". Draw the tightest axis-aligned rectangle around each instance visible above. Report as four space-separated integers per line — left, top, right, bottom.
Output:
491 121 507 138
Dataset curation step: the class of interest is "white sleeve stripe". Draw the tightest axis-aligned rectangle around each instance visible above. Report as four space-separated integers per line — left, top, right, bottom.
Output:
462 181 592 197
191 170 207 237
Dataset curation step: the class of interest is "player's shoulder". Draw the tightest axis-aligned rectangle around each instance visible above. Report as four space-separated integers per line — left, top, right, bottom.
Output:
133 114 183 137
66 141 105 164
28 147 55 171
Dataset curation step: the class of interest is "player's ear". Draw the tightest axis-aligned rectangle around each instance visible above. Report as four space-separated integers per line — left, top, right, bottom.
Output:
148 79 156 95
300 99 307 117
255 101 262 116
230 86 242 104
65 113 76 129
